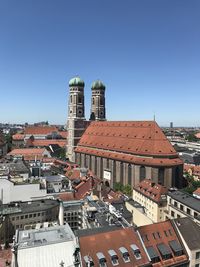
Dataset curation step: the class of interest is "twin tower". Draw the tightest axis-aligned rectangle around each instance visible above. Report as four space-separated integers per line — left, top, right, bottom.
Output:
67 76 106 162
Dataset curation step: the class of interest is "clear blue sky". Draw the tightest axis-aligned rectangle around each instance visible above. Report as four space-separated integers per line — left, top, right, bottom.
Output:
0 0 200 126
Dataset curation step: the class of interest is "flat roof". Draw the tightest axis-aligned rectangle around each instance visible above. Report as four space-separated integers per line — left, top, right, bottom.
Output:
174 218 200 250
17 225 77 267
2 199 59 215
168 190 200 213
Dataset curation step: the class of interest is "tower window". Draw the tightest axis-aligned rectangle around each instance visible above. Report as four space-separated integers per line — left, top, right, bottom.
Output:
92 97 95 105
78 96 82 103
70 95 72 103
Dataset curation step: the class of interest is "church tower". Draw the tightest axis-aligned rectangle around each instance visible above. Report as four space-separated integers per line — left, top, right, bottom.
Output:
66 76 86 162
90 80 106 121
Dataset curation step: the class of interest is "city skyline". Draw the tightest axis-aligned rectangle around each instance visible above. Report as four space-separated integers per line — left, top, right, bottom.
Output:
1 0 200 126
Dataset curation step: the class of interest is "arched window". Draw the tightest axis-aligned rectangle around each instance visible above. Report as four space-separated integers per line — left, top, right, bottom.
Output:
140 166 146 181
158 168 164 185
92 97 95 105
113 161 116 180
128 164 132 185
94 157 97 175
100 157 103 178
120 162 124 184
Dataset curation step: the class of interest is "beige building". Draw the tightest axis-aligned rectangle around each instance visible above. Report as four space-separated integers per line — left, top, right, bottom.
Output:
165 190 200 226
126 179 168 226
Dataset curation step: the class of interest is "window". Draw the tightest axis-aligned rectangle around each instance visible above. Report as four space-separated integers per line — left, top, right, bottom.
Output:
25 215 28 219
29 214 32 218
174 201 177 207
180 204 184 211
70 95 72 103
140 166 146 181
21 216 24 219
92 97 95 105
158 168 164 185
195 264 199 267
187 208 191 215
78 96 82 103
16 216 19 220
171 210 175 217
196 252 200 259
194 212 198 218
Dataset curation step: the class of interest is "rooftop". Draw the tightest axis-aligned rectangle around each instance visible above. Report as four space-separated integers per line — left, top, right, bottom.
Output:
1 199 59 215
168 190 200 213
16 224 77 267
77 121 179 158
24 126 58 135
79 227 150 267
134 179 168 203
173 217 200 250
138 220 188 266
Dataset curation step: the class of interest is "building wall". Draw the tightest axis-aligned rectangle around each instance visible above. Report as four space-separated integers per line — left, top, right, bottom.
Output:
132 189 167 223
126 202 153 227
75 152 179 188
0 179 46 204
165 195 200 226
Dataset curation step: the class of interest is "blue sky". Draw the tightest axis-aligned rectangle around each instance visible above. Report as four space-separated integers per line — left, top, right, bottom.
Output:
0 0 200 126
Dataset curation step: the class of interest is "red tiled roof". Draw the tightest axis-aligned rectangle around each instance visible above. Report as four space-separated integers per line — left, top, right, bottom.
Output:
184 164 200 174
193 187 200 196
134 179 168 203
195 133 200 139
138 221 188 267
77 121 177 157
75 147 183 167
24 126 58 135
58 131 68 138
27 139 66 148
9 148 46 155
8 148 50 161
58 192 75 201
12 134 25 140
79 227 150 267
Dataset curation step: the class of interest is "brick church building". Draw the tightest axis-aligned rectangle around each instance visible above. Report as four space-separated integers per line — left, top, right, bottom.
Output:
66 77 183 188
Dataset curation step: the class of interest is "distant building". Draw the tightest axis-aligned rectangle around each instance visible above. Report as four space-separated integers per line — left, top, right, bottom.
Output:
170 122 173 128
0 133 7 157
8 148 51 161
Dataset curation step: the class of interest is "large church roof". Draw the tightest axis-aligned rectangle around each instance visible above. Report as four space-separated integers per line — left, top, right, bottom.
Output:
75 121 182 166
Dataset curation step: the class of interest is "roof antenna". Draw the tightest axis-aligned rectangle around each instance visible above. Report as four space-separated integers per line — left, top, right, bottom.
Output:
153 112 156 122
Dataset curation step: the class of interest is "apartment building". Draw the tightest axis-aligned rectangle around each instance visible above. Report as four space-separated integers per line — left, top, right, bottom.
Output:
165 190 200 226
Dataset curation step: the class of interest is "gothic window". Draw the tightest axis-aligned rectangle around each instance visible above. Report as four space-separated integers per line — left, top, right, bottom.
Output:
94 157 97 175
158 168 164 185
128 164 132 185
78 96 82 103
106 158 109 169
113 161 116 180
140 166 146 181
100 157 103 178
120 162 124 184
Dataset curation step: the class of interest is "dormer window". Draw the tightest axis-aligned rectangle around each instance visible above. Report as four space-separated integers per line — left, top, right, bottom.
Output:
130 244 141 260
96 252 107 267
119 247 130 263
83 255 94 266
108 249 119 266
